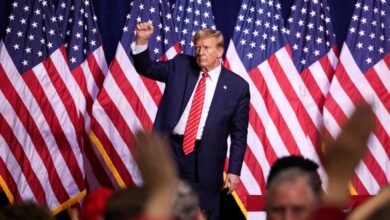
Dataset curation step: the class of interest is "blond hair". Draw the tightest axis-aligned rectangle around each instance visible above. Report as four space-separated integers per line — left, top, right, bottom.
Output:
193 28 224 48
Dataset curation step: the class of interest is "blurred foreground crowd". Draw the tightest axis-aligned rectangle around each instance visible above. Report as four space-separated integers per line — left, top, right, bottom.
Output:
0 105 389 220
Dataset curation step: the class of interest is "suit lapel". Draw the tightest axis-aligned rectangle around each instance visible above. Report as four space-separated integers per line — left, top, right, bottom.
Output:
202 67 229 139
180 68 200 116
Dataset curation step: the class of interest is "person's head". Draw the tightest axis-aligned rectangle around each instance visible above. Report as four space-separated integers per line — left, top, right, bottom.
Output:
193 28 224 72
82 187 113 220
267 155 321 193
173 180 205 220
0 202 54 220
104 187 147 220
265 168 320 220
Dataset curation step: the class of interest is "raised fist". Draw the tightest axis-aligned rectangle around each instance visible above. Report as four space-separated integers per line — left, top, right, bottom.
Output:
135 22 154 45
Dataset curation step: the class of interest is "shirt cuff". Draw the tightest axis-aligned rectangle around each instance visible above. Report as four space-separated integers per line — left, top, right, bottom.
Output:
132 44 148 55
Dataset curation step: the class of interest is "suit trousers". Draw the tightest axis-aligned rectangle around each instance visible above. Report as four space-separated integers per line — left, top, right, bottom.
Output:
170 134 220 220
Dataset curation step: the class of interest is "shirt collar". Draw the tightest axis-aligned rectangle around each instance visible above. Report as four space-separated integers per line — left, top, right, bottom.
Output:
202 64 221 82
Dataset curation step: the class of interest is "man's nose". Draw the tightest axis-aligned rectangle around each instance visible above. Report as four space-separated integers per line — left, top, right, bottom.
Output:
283 209 295 220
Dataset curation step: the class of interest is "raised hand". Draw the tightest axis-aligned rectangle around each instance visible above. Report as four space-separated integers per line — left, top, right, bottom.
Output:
135 22 154 45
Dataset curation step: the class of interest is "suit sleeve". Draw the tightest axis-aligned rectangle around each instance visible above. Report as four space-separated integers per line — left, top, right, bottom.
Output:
228 81 250 175
131 48 174 83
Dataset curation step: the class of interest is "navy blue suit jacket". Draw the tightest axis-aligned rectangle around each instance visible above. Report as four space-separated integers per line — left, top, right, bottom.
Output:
132 49 250 193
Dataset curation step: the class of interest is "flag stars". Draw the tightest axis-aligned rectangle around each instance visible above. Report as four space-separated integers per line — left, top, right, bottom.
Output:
139 4 144 10
49 29 55 35
22 60 28 66
20 18 26 24
37 51 43 57
357 42 363 48
25 47 32 53
47 42 53 48
17 31 23 37
240 39 246 45
90 40 96 46
303 47 309 53
13 44 19 50
365 57 372 64
5 27 11 33
368 45 374 51
23 6 29 11
150 7 155 13
73 45 79 51
313 49 320 56
154 48 159 54
28 34 34 40
9 14 15 20
71 57 77 63
292 44 298 50
247 52 253 59
316 38 322 44
250 42 256 48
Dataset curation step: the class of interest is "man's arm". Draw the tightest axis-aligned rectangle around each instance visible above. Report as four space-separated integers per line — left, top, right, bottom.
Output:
224 82 250 194
132 22 173 82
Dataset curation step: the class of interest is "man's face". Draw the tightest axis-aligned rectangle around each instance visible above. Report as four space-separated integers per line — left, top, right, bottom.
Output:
194 36 223 72
266 178 316 220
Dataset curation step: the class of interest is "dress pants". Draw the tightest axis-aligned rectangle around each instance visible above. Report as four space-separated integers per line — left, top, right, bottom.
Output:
170 134 220 220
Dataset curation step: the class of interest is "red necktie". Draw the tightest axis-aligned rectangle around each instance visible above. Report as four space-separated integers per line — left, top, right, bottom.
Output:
182 72 209 155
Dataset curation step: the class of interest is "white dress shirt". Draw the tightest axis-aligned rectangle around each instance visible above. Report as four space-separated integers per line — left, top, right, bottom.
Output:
173 65 221 139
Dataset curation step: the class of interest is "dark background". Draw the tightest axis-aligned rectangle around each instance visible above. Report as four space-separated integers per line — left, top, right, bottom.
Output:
0 0 357 219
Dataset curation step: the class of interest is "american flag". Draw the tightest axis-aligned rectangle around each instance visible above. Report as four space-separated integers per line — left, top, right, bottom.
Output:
172 0 216 55
285 0 338 183
90 0 180 187
0 0 86 213
224 0 335 214
323 0 390 195
55 0 113 190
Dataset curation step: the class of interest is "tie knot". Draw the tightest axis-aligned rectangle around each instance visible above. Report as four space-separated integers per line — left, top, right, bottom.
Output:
202 72 209 78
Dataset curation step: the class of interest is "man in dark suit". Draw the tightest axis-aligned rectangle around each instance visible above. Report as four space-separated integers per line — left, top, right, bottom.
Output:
132 22 250 219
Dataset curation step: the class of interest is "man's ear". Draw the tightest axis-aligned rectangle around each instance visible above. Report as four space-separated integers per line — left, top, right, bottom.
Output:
217 47 224 58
